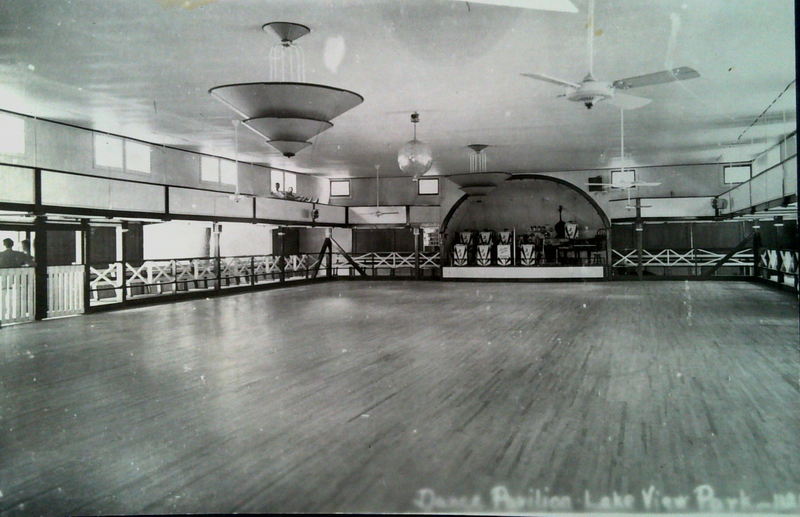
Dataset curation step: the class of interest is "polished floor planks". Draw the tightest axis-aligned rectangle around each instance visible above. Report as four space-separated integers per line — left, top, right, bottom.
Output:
0 280 797 514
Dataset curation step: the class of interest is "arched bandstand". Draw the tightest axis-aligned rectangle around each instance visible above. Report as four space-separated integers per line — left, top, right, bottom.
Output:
441 174 611 280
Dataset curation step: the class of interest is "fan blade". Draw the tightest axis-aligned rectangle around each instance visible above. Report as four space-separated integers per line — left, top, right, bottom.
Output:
612 66 700 89
609 92 652 110
521 72 581 89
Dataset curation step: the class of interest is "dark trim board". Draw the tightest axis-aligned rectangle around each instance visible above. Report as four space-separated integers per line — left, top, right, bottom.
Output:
437 277 608 283
747 276 800 295
611 275 752 282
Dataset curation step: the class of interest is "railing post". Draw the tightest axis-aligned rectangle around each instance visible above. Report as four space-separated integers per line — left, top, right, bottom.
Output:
214 223 222 292
250 256 255 286
33 216 48 320
326 237 333 278
172 260 178 295
635 199 643 280
119 224 127 303
414 227 421 280
753 225 761 279
82 220 91 313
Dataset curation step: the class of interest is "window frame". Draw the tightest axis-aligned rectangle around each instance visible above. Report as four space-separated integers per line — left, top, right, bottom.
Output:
94 133 152 174
124 140 151 174
329 179 350 198
0 113 26 156
284 172 297 194
93 134 125 170
610 168 636 186
723 163 752 185
219 159 238 186
417 177 439 196
271 170 284 193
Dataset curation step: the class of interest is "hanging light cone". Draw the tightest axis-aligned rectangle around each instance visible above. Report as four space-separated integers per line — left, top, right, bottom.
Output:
210 21 363 160
267 140 311 158
262 22 310 44
244 117 332 142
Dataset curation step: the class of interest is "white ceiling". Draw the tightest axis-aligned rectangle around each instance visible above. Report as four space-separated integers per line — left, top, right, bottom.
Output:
0 0 795 178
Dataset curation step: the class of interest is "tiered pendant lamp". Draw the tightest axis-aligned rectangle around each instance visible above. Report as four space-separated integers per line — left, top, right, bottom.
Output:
445 144 510 196
209 22 364 157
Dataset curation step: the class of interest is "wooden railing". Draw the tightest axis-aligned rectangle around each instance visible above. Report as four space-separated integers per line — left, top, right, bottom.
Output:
47 265 84 317
330 252 440 277
611 248 754 277
0 267 35 325
756 248 799 290
88 253 327 306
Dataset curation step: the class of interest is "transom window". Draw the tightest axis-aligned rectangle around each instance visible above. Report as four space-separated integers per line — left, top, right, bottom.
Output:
611 168 636 186
94 134 151 173
271 170 297 193
201 156 237 186
723 164 752 184
0 113 26 155
330 179 350 197
417 178 439 195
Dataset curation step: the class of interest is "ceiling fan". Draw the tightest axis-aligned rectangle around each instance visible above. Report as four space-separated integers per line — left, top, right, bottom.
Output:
369 164 399 218
521 0 700 110
587 108 660 210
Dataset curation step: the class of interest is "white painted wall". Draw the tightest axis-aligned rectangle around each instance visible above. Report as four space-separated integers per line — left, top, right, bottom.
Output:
143 220 211 260
218 223 274 257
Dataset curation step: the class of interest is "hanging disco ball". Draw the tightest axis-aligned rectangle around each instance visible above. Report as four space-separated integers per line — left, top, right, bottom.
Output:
397 138 433 177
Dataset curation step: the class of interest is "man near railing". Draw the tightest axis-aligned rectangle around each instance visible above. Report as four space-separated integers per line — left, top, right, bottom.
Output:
0 238 35 268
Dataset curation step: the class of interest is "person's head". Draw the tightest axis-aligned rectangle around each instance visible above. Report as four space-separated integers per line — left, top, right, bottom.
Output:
287 186 293 194
275 182 281 190
21 239 30 252
3 238 13 250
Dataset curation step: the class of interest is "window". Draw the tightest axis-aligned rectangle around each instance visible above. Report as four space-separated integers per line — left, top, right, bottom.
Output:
271 170 284 192
417 178 439 195
125 141 151 173
94 134 124 169
330 179 350 197
219 160 237 185
0 113 25 155
284 172 296 193
723 164 751 184
611 168 636 186
200 156 219 182
94 134 151 173
587 175 604 192
201 156 238 186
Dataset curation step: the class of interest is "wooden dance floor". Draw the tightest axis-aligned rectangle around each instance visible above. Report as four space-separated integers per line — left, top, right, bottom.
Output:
1 281 798 514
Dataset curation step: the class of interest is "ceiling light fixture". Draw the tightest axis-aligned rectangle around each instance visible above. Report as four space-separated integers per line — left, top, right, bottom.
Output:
397 112 433 181
444 144 510 197
209 22 363 158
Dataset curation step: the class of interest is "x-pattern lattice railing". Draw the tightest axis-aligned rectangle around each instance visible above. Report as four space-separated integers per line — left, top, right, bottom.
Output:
612 249 753 268
332 252 440 270
759 248 798 275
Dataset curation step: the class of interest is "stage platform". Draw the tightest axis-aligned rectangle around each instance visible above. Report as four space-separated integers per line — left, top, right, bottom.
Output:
442 265 605 280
